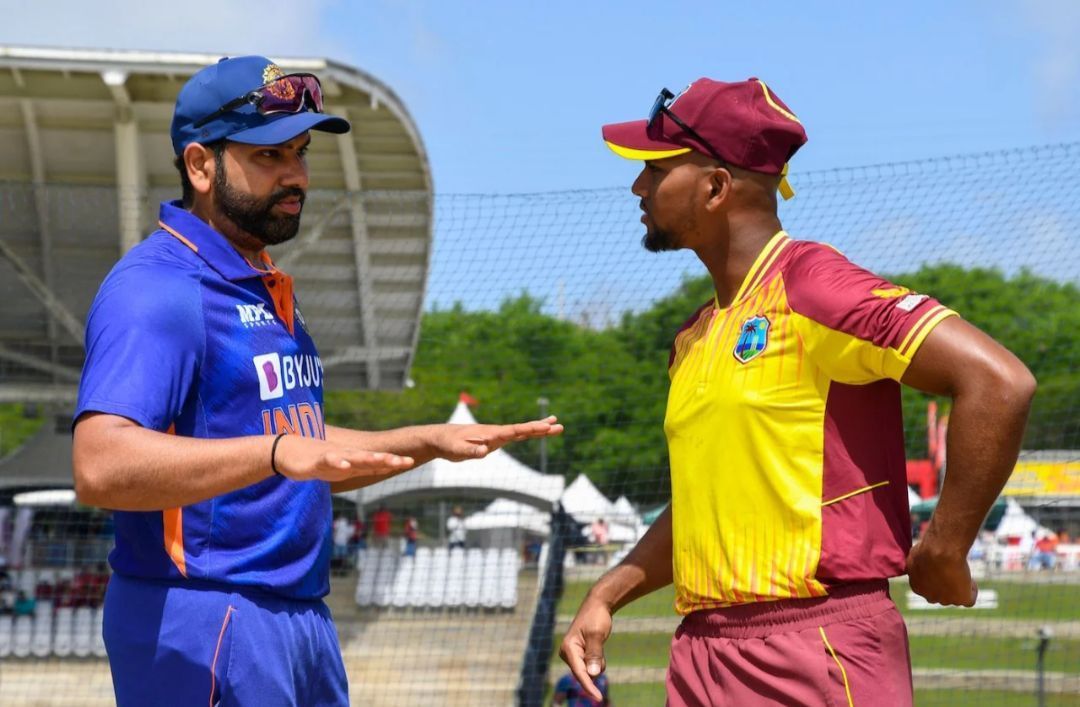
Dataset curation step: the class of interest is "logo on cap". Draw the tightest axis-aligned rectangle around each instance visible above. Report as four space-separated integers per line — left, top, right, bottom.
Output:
262 63 286 84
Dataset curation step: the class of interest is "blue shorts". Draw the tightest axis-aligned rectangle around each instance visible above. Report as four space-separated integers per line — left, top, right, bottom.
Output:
104 573 349 707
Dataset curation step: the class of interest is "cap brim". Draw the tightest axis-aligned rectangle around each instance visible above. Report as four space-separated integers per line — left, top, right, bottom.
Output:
228 112 351 146
601 119 693 161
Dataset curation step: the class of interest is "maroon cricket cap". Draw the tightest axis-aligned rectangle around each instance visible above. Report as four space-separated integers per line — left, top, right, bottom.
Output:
602 78 807 199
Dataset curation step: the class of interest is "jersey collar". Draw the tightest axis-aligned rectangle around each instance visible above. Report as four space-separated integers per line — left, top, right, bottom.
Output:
715 230 792 310
157 200 284 282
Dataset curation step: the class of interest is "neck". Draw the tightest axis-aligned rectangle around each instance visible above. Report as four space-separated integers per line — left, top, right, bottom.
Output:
696 211 783 308
190 200 268 271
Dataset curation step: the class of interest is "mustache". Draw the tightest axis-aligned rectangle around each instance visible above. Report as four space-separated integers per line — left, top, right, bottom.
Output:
272 187 306 206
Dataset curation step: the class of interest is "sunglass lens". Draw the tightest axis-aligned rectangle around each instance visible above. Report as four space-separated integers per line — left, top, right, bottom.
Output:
257 75 323 114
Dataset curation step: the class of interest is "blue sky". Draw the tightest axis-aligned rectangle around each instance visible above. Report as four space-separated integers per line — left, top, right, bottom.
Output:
6 0 1080 194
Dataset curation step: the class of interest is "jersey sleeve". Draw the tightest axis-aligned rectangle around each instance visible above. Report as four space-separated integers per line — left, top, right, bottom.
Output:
75 262 204 432
784 243 958 384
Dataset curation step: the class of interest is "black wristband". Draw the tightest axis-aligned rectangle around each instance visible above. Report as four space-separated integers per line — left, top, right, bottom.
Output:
270 432 287 476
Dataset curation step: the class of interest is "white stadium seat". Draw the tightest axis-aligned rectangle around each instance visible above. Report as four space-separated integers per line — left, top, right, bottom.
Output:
408 548 432 608
499 548 520 609
354 549 377 607
92 606 107 657
53 606 74 656
391 556 414 608
0 614 13 657
444 548 465 607
31 604 53 657
425 548 449 608
463 549 484 609
13 614 32 657
73 606 94 657
373 548 398 608
480 549 501 609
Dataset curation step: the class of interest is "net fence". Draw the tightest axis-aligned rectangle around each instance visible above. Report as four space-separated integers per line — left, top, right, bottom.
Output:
0 142 1078 706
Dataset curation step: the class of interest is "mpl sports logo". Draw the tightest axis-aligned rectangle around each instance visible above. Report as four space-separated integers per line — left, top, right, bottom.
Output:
253 352 324 401
237 303 275 328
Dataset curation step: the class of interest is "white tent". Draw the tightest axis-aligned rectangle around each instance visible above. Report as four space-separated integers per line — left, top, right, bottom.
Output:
464 498 551 536
347 402 565 510
612 495 642 527
907 486 923 509
561 475 637 544
994 498 1053 539
561 474 617 524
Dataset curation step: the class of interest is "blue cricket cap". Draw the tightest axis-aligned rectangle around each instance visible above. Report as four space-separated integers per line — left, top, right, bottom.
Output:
170 55 350 155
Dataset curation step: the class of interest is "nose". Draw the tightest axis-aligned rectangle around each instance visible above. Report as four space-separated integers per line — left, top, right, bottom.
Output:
631 167 648 199
281 151 309 191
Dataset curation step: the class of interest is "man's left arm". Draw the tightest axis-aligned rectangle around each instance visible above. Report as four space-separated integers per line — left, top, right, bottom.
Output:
325 417 562 494
901 316 1036 606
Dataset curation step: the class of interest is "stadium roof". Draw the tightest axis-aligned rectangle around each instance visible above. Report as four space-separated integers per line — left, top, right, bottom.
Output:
0 45 433 403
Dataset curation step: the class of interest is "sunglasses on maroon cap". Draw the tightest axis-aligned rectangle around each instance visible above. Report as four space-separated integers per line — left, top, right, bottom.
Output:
648 88 728 166
192 73 325 130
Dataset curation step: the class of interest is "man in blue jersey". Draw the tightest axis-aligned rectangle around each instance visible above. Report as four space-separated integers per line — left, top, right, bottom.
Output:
72 56 562 707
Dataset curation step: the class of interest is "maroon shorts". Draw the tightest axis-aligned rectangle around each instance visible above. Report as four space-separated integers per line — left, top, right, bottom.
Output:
666 580 912 707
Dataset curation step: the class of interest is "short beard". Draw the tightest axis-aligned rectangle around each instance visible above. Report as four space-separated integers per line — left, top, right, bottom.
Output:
213 161 305 246
642 228 678 253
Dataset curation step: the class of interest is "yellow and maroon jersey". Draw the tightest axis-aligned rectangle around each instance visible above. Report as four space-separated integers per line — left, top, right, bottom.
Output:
666 231 956 614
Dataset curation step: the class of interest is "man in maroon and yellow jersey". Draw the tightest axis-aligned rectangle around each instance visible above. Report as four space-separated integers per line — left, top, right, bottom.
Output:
559 78 1036 706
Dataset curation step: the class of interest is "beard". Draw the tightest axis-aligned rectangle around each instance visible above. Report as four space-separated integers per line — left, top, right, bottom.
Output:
214 163 305 246
642 227 679 253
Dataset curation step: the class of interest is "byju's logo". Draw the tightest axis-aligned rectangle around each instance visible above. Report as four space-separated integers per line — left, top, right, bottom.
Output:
237 303 275 328
253 353 284 400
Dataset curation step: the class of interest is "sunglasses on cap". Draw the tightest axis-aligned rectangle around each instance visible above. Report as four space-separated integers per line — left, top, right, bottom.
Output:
647 87 728 166
192 73 325 129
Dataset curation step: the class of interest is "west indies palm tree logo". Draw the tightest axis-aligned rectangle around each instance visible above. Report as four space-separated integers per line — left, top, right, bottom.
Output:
733 315 770 363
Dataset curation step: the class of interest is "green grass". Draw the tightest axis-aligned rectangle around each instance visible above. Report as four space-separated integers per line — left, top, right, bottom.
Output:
894 579 1080 622
558 579 1080 622
605 681 667 707
558 581 677 618
914 689 1080 706
599 684 1080 707
910 635 1080 674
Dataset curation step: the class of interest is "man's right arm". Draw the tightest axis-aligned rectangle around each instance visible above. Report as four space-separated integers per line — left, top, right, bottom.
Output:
73 413 413 511
559 504 674 702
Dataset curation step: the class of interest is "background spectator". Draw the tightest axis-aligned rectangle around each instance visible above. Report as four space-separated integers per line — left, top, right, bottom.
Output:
403 517 418 557
553 670 611 706
447 506 467 549
372 505 393 550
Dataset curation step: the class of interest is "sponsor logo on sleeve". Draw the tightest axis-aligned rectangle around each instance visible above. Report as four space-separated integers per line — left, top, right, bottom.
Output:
896 294 929 312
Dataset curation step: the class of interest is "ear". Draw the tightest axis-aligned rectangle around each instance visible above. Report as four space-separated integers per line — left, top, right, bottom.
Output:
704 166 733 212
183 142 219 198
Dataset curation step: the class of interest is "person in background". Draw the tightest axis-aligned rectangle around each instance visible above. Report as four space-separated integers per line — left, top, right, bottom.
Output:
553 670 611 706
1029 532 1059 571
372 505 393 550
447 505 467 550
332 515 353 572
591 518 610 565
403 517 418 557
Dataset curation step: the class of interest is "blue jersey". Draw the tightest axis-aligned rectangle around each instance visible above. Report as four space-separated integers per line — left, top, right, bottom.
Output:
76 201 330 599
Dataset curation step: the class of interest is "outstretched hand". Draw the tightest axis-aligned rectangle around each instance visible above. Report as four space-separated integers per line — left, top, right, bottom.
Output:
428 416 563 462
273 435 415 482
